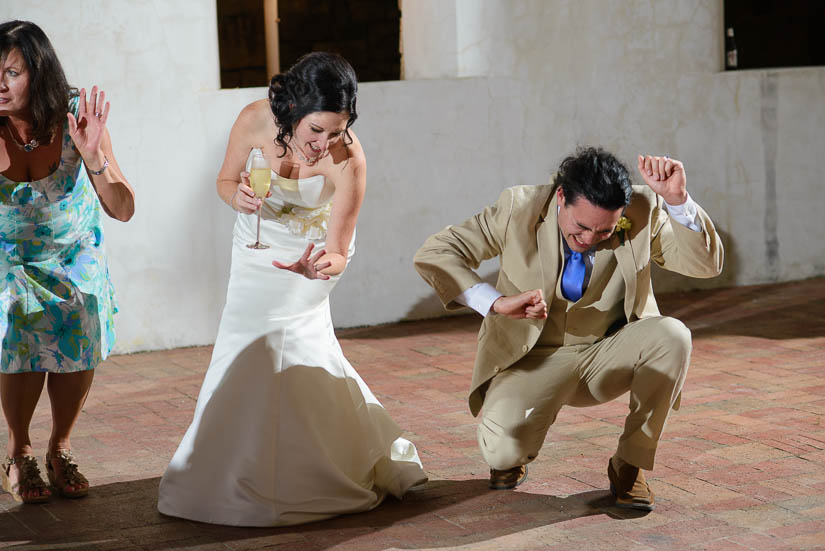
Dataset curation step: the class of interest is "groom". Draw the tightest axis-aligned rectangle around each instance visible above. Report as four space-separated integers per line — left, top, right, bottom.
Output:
414 147 723 510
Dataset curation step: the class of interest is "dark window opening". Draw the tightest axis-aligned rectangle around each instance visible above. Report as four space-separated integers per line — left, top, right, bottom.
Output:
217 0 269 88
216 0 401 89
724 0 825 71
278 0 401 83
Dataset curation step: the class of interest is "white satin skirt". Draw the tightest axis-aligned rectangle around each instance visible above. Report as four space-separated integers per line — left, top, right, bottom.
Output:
158 212 427 526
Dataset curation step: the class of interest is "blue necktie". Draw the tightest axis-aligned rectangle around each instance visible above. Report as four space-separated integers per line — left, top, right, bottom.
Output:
562 251 586 301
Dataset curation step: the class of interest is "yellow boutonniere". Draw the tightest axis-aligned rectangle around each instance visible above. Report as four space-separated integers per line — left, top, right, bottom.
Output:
615 216 632 244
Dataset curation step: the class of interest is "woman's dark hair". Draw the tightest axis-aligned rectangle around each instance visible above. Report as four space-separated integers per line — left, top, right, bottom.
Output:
554 146 633 210
268 52 358 156
0 20 72 143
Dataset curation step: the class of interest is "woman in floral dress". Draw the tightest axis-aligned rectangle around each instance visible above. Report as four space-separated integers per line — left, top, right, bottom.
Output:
0 20 134 503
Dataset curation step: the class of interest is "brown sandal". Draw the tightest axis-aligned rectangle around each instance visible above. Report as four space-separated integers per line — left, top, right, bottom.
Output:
45 449 89 498
1 455 51 504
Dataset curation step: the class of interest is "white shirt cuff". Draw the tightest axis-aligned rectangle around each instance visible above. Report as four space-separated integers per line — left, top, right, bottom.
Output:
664 193 702 232
455 283 503 317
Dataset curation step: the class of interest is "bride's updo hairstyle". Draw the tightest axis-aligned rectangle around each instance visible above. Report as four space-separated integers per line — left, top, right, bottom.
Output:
268 52 358 157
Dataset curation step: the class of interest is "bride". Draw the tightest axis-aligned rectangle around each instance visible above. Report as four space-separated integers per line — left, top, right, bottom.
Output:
158 52 427 527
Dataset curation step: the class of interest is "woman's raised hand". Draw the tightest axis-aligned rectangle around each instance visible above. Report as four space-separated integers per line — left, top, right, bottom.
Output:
272 243 332 280
67 86 109 160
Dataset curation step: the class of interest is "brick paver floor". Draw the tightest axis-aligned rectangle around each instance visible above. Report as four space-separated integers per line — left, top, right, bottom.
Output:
2 278 824 550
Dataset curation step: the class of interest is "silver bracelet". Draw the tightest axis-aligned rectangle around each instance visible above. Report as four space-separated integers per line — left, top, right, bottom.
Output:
89 155 109 176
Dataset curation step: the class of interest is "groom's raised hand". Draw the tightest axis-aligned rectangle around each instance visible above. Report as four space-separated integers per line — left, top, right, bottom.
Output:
637 155 688 206
492 289 547 319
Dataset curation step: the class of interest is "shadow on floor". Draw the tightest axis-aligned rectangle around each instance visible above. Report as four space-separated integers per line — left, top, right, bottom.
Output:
338 313 480 341
659 278 825 340
342 278 825 342
0 477 643 550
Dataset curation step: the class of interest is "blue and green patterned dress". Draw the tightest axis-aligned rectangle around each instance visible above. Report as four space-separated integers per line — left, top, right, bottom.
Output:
0 98 117 373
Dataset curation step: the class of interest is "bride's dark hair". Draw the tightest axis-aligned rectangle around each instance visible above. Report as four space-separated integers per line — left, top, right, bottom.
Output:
268 52 358 157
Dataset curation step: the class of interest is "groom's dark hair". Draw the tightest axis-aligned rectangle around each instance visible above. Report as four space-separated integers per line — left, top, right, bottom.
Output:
554 146 632 210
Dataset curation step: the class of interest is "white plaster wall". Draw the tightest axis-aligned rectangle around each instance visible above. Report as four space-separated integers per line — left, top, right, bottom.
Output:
334 77 514 323
4 0 824 352
400 0 458 79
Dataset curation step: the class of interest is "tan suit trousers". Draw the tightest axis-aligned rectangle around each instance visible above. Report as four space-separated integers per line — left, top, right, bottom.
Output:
477 316 691 471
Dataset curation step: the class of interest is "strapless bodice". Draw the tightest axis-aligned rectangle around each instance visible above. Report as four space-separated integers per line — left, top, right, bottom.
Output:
245 148 335 209
241 149 335 240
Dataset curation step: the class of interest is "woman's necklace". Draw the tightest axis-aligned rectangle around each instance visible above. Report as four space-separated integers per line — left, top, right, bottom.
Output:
288 139 326 165
2 123 51 152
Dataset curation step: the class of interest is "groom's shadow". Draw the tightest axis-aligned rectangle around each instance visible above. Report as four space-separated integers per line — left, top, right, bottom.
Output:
0 477 638 550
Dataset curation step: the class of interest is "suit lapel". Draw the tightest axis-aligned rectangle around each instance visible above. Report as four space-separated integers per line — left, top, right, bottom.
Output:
536 194 560 298
612 232 637 320
587 244 615 299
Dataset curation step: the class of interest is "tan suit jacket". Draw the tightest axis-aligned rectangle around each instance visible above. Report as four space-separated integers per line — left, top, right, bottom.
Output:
414 183 724 416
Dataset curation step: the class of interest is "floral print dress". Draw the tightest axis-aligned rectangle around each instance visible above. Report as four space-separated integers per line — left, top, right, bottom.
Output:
0 98 117 373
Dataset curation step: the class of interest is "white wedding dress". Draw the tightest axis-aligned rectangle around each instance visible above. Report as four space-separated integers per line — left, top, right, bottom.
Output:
158 150 427 526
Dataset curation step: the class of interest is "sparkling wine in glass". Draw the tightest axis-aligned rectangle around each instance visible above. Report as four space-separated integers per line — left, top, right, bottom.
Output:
247 150 271 249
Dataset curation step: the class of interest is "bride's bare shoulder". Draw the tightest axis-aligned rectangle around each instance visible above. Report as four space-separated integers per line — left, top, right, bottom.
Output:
234 100 276 135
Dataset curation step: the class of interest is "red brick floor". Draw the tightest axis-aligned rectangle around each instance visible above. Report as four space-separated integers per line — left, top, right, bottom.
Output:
2 278 825 550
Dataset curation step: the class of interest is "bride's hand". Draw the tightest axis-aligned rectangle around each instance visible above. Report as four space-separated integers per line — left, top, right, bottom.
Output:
273 243 331 280
231 173 261 214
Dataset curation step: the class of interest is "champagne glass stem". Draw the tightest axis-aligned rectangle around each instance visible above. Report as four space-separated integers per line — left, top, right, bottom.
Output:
247 202 268 249
256 205 262 245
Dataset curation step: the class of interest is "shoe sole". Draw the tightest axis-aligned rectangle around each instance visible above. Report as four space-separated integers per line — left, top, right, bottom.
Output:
489 465 528 490
609 482 655 511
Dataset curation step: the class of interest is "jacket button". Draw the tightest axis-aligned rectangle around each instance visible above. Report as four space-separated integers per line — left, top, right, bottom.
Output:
493 366 500 373
522 345 529 352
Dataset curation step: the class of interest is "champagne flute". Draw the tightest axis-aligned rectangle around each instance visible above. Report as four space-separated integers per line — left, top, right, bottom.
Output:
247 150 271 249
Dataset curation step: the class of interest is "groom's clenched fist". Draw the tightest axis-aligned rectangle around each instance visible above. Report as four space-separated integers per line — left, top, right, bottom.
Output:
637 155 688 206
492 289 547 319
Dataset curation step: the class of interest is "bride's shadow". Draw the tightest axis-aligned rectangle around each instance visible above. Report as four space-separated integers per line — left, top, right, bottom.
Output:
0 477 633 550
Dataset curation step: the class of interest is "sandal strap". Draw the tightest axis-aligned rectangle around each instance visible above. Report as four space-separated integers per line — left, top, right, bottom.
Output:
5 455 48 491
48 450 88 486
6 454 36 466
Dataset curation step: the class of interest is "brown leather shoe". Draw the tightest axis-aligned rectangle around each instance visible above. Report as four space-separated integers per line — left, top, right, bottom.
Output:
607 457 654 511
489 465 528 490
